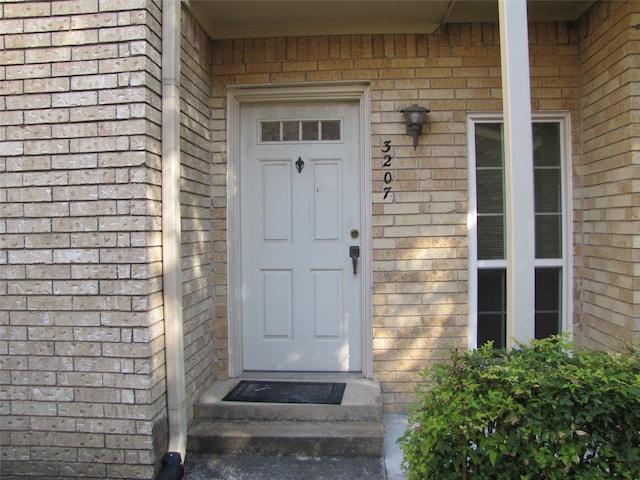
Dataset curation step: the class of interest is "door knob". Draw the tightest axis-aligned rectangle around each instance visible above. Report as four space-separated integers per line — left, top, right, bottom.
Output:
349 246 360 275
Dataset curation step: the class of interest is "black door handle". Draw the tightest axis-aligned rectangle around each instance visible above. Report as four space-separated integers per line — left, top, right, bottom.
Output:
349 246 360 274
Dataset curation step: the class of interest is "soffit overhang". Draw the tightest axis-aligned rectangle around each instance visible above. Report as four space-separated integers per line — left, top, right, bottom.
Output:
184 0 595 40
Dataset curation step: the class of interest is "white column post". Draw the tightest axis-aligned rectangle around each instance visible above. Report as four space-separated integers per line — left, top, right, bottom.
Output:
498 0 536 346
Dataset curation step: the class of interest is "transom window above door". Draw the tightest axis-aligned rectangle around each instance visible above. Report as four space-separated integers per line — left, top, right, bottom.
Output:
260 119 342 143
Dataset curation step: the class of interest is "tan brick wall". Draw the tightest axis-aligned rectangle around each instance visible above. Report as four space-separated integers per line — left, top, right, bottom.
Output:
574 0 640 351
179 5 217 425
210 22 581 411
0 0 167 478
2 0 637 475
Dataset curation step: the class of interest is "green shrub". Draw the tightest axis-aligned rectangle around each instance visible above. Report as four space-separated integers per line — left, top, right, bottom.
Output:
399 336 640 479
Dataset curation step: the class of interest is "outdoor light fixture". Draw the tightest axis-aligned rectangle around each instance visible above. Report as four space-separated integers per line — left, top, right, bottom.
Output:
401 104 430 148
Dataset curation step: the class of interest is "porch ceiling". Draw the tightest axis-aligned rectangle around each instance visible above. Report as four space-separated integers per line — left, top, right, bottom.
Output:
184 0 595 40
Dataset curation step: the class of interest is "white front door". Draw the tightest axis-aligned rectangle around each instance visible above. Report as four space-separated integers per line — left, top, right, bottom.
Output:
240 101 362 371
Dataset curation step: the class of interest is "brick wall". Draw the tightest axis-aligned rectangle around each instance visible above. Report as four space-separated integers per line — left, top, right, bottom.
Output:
179 6 216 421
574 0 640 351
2 1 636 476
210 22 581 411
0 1 166 478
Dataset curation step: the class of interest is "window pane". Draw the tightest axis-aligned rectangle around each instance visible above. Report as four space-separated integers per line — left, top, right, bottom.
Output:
475 123 505 261
301 121 319 141
535 168 561 213
477 169 504 214
478 268 506 349
535 214 561 258
535 268 561 339
478 314 506 349
321 120 341 140
533 123 562 260
261 122 280 142
282 121 299 141
475 123 503 168
533 123 561 168
478 269 506 311
477 216 504 260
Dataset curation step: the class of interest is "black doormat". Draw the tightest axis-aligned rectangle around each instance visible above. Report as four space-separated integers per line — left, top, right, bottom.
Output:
223 380 346 405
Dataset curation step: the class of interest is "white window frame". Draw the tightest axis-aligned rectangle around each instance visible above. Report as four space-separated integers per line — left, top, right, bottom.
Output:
467 112 573 349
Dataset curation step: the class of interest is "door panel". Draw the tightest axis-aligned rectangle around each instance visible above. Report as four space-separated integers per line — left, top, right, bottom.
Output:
313 270 342 337
313 161 340 240
240 101 361 371
263 270 292 338
262 162 291 241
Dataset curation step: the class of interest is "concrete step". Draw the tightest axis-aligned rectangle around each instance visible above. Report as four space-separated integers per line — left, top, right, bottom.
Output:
187 377 384 457
187 419 384 457
194 377 383 422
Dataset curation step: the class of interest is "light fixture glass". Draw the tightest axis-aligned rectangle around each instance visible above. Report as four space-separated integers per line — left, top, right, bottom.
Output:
401 104 430 148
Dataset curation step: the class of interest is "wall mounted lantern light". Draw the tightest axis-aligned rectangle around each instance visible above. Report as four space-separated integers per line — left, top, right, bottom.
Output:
400 104 430 148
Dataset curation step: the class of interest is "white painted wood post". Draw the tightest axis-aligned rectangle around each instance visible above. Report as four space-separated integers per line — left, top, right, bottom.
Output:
498 0 536 346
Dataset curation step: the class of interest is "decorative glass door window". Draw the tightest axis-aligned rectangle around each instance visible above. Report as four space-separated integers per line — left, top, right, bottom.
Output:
470 117 569 349
260 119 342 143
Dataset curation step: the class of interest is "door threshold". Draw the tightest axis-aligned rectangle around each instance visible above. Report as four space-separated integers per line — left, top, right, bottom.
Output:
240 371 366 381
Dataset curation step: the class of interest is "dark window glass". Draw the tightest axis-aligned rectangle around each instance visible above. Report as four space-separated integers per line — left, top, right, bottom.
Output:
475 123 505 260
535 215 562 258
477 268 507 349
477 216 504 260
321 120 341 140
535 267 562 339
533 123 561 168
533 123 562 259
261 122 280 142
282 121 299 141
534 169 561 213
302 121 319 141
261 120 341 142
475 123 503 168
476 170 504 214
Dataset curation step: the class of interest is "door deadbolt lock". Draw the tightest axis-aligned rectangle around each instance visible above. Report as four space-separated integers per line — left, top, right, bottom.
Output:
350 229 359 239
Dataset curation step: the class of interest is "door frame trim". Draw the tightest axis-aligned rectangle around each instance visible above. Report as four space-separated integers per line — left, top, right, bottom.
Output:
227 82 373 378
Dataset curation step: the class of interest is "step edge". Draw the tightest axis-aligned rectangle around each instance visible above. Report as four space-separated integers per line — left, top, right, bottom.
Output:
189 419 385 434
194 403 383 421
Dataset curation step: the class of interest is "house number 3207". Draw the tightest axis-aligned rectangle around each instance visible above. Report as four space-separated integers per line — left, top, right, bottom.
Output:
382 140 392 199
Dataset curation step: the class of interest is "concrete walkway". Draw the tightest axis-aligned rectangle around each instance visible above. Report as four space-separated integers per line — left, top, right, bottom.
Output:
184 414 408 480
